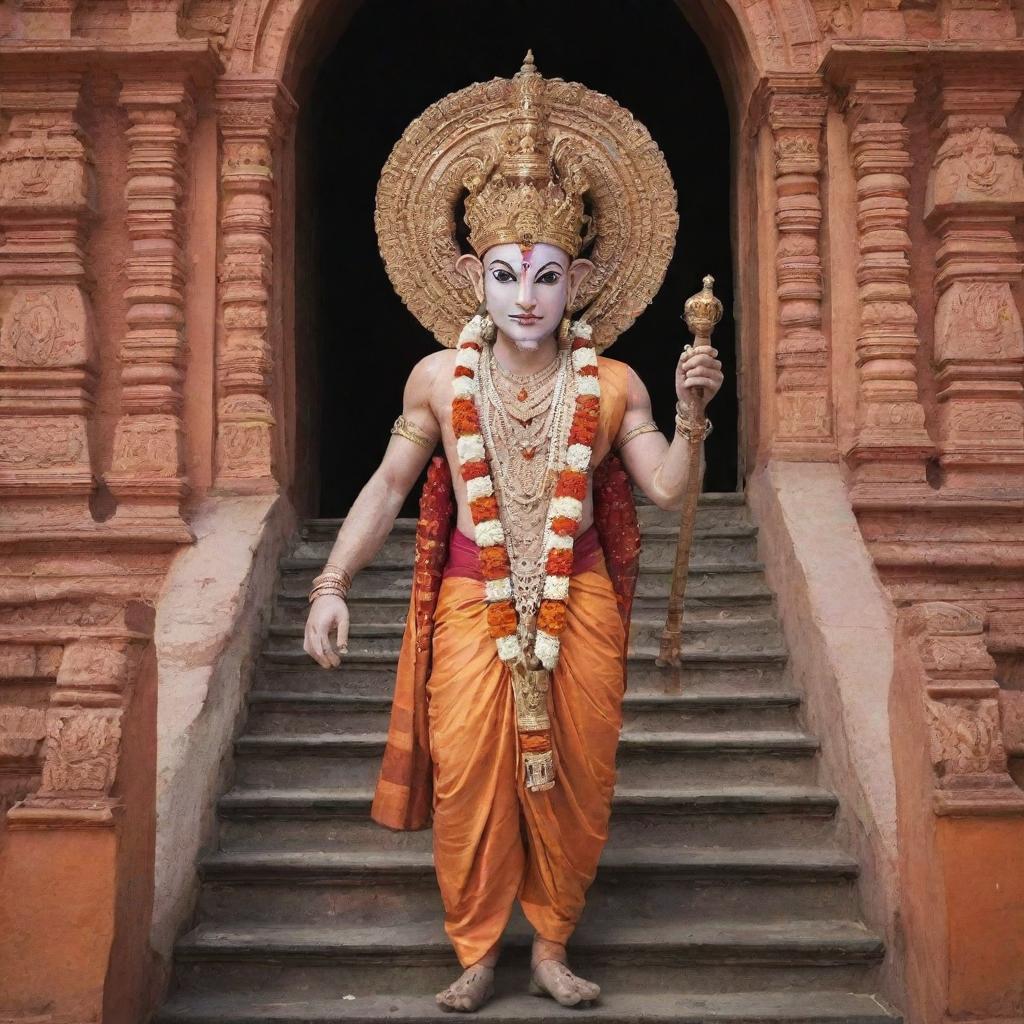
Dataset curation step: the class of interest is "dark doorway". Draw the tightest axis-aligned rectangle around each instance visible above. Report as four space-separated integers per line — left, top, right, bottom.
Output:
299 0 736 518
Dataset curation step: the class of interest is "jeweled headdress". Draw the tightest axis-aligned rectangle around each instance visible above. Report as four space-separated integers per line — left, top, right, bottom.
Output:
375 52 678 352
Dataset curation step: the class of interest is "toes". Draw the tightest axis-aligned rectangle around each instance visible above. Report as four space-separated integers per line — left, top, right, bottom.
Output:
576 978 601 1001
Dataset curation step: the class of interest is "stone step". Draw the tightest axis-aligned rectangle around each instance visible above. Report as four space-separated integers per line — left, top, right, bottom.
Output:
274 589 775 627
292 524 760 566
215 784 840 854
242 689 804 736
261 637 788 667
231 729 820 790
278 567 775 607
155 989 901 1024
170 918 885 999
195 845 860 928
262 617 785 660
300 495 754 541
252 656 790 698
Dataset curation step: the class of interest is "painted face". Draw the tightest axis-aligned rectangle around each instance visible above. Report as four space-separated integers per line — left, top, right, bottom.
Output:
481 241 571 351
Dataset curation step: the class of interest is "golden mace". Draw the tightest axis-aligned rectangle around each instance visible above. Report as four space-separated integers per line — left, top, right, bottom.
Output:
656 275 723 668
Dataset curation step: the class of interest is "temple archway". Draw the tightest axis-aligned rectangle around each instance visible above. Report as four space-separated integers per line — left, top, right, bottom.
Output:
288 0 742 515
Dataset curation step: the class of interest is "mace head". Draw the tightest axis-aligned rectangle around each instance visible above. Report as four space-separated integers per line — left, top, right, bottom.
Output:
684 274 723 339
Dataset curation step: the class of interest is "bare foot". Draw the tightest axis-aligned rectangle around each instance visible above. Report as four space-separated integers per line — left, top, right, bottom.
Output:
435 964 495 1013
529 958 601 1007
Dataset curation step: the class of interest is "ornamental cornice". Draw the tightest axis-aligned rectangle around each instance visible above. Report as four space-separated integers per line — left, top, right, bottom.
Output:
0 40 222 82
821 39 1024 88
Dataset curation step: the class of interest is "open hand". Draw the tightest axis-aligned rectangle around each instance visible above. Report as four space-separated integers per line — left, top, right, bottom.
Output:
676 343 724 415
303 595 349 669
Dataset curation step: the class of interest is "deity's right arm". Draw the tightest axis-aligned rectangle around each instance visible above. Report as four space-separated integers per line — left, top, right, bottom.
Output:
304 353 444 669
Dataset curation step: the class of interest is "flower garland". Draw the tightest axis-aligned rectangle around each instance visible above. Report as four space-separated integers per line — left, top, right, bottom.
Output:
451 313 601 671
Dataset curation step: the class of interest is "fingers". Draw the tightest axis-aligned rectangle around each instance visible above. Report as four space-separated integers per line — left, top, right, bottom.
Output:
336 619 349 659
304 618 344 669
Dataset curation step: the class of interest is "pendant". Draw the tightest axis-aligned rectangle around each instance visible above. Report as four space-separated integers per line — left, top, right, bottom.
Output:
522 447 537 460
517 387 528 402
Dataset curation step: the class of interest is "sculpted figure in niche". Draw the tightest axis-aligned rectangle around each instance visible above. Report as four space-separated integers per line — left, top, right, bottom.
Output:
303 54 723 1012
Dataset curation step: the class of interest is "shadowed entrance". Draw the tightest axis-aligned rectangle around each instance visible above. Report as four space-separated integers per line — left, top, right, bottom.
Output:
297 0 736 516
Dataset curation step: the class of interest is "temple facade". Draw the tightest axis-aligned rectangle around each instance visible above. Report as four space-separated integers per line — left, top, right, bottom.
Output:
1 1 1024 1022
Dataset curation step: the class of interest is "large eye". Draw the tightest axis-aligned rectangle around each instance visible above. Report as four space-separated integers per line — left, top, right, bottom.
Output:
491 269 515 284
537 271 562 285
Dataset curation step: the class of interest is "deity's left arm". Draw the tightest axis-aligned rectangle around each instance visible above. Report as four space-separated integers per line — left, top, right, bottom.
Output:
614 348 723 512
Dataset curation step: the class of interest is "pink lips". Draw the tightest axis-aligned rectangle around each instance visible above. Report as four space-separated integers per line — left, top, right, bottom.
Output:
511 315 540 324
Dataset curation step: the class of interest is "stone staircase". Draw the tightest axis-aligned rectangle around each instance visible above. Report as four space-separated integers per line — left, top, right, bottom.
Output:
154 493 902 1023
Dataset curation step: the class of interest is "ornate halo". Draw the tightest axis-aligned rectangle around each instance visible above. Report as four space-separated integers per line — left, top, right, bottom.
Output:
374 63 678 353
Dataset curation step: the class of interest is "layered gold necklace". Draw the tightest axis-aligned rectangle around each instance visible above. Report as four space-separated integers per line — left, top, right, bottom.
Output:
477 345 574 628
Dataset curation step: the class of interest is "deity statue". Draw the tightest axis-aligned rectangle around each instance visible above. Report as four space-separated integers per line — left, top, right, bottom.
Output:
303 52 724 1013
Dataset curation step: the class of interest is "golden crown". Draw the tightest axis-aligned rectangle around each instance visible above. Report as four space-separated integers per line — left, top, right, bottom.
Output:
463 52 593 259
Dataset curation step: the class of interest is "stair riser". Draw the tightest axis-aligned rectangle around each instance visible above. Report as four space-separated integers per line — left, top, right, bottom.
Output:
169 960 881 1001
217 809 840 855
196 874 859 928
242 703 803 737
254 662 789 698
282 566 768 597
232 749 818 790
275 594 775 627
291 534 760 566
263 628 786 660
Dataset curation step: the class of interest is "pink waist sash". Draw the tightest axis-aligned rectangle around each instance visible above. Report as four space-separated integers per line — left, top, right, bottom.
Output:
443 523 603 580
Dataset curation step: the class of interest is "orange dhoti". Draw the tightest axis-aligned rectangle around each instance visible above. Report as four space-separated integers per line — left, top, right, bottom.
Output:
426 534 626 967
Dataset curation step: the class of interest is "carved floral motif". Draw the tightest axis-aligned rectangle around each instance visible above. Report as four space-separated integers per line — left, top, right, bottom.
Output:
0 286 91 367
39 708 122 794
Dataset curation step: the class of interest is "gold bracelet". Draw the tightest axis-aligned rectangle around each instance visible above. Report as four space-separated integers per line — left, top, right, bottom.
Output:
674 414 713 444
391 414 435 450
612 421 661 454
309 566 352 604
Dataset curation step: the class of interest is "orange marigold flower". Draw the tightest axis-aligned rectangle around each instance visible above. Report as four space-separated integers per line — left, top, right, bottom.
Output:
550 516 578 536
555 471 587 500
571 337 593 351
579 364 599 376
452 402 480 435
470 495 499 524
462 341 481 351
546 549 573 576
487 600 518 638
462 459 490 481
454 365 475 378
519 731 551 753
576 395 600 413
569 425 596 446
537 599 568 635
479 545 510 579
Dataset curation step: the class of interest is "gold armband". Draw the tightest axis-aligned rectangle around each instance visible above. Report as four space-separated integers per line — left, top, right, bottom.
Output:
391 414 435 450
612 420 661 453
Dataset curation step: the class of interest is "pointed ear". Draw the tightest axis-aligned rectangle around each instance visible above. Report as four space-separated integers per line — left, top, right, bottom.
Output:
567 258 595 306
456 253 485 302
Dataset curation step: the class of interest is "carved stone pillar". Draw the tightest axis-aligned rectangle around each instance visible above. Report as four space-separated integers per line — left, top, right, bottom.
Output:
763 77 836 460
901 601 1024 815
924 75 1024 492
843 77 934 491
0 75 97 537
105 74 196 538
214 78 295 493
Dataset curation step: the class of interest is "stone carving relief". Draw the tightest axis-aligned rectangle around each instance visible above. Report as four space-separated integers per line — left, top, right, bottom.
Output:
111 415 181 477
39 708 122 795
901 602 1024 813
929 127 1024 208
0 286 92 367
0 419 86 468
936 282 1022 363
0 116 88 210
927 698 1007 778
